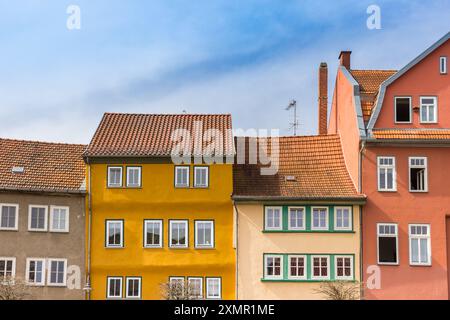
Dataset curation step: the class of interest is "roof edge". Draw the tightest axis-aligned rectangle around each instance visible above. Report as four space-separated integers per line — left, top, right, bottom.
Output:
232 195 366 203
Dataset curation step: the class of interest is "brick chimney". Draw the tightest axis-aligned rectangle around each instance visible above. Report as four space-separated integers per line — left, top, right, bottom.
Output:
318 62 328 135
339 51 352 69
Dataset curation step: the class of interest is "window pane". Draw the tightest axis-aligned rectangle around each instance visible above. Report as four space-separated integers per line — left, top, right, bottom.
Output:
395 98 411 122
379 237 397 263
420 238 428 263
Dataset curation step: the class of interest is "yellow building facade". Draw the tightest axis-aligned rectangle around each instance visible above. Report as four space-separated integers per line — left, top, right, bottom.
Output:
84 113 236 300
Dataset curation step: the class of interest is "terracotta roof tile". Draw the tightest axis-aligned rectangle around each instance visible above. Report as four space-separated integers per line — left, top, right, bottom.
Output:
371 129 450 140
233 135 364 199
85 113 234 157
0 139 86 193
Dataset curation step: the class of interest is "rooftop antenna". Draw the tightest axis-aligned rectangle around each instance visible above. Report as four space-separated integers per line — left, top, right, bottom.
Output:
285 99 299 136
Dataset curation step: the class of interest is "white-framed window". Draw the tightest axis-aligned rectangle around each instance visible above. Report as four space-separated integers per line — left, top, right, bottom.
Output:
440 56 447 74
335 256 354 280
175 166 190 188
409 224 431 266
288 255 306 280
420 97 437 123
311 255 330 280
106 220 124 248
194 166 209 188
126 166 141 188
0 257 16 281
125 277 142 299
264 254 283 280
288 207 305 230
334 207 352 231
264 206 282 231
49 206 69 233
47 259 67 286
195 220 214 248
409 157 428 192
25 258 46 286
311 207 328 230
0 204 19 231
107 277 123 299
169 277 185 299
144 220 163 248
377 223 398 265
107 166 123 187
206 277 221 299
28 205 48 232
377 157 396 191
394 96 412 123
169 220 188 248
188 277 203 299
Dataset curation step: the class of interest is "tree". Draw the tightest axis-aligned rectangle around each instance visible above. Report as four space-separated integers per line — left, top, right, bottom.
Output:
313 281 361 300
0 277 32 300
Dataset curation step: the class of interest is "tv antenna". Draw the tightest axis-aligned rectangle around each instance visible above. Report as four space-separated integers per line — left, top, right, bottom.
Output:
285 99 299 136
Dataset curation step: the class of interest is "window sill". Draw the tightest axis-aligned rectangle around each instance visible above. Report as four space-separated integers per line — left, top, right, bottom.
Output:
105 246 124 249
194 246 215 250
143 246 163 249
0 228 18 232
28 229 48 233
377 190 397 193
410 263 432 267
377 262 399 266
409 190 428 193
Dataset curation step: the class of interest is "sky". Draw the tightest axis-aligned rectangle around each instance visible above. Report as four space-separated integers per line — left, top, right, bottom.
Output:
0 0 449 144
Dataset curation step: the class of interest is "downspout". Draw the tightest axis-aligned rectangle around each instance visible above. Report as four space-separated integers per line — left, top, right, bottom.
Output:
358 140 366 299
233 201 239 300
85 158 92 300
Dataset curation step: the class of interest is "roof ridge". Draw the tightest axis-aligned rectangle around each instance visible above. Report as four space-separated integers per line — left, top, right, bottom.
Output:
350 69 398 72
0 137 86 147
104 112 232 116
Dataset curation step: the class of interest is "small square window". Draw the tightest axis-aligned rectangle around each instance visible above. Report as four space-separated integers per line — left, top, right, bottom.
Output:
49 206 69 232
0 204 19 231
195 221 214 248
26 258 46 286
188 277 203 299
106 220 124 248
108 167 123 187
288 207 305 230
169 277 185 299
311 255 329 280
335 256 354 280
264 255 283 280
440 56 447 74
334 207 352 231
395 97 411 123
175 166 190 188
107 277 123 299
144 220 163 248
170 220 188 248
311 207 328 230
28 205 48 232
0 257 16 281
126 167 141 188
288 255 306 280
194 167 209 188
264 207 282 230
126 277 141 299
47 259 67 286
206 278 221 299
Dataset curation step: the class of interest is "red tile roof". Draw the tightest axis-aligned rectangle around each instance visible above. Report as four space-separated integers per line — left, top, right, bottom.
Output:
233 135 364 200
85 113 234 157
371 129 450 140
0 138 86 193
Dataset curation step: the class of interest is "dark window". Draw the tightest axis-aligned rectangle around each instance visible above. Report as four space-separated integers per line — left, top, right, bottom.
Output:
378 237 397 263
395 97 411 122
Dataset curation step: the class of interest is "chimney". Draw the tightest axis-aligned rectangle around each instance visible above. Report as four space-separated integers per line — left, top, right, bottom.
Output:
339 51 352 69
318 62 328 135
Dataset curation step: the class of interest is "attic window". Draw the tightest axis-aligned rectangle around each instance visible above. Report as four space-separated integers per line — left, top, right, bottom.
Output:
395 97 411 123
11 166 25 174
285 176 297 182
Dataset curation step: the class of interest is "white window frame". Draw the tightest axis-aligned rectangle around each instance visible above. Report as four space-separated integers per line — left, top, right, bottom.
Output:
194 166 209 188
107 277 123 299
47 258 67 287
169 220 189 248
311 255 330 280
264 254 283 280
195 220 214 249
409 157 428 192
106 220 124 248
169 276 185 298
125 277 142 299
0 257 16 281
377 223 399 265
264 206 283 231
440 56 447 74
25 258 46 286
49 206 70 233
419 96 438 124
334 255 354 280
187 277 203 299
107 166 123 188
311 207 329 231
287 255 307 280
0 203 19 231
334 207 352 231
206 277 221 300
394 96 412 123
28 205 48 232
409 224 431 266
287 207 306 231
126 166 142 188
175 166 190 188
144 220 163 248
377 156 397 192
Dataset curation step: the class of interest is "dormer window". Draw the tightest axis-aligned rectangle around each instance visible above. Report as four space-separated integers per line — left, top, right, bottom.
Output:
440 56 447 74
420 97 437 123
394 97 411 123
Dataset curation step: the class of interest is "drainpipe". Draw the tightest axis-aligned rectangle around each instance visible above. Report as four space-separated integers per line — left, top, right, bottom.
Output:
233 201 239 300
85 158 93 300
358 140 366 299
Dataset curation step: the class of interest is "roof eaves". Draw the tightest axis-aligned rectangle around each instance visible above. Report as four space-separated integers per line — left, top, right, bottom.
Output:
232 195 366 203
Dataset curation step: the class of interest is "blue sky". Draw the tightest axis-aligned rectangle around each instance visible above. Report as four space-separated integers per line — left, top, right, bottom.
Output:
0 0 449 143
